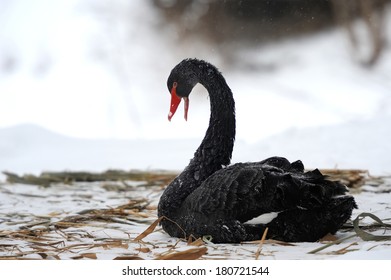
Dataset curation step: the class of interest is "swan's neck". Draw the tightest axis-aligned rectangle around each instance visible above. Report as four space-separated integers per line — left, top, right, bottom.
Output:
192 70 236 174
158 63 235 217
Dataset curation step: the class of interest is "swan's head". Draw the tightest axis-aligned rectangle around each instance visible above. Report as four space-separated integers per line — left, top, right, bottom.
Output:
167 59 199 121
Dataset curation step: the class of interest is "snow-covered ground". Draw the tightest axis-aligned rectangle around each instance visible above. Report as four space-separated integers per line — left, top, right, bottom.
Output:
0 176 390 260
0 0 391 260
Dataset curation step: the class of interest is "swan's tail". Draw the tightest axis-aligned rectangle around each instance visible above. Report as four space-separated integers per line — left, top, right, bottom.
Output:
245 195 357 242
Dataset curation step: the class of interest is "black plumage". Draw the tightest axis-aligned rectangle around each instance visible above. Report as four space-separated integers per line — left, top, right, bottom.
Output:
158 58 357 243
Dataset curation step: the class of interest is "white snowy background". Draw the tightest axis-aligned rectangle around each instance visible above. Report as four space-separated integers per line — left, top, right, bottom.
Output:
1 0 391 176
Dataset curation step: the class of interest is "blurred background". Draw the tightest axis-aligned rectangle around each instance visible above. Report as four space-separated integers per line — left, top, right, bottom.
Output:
0 0 391 174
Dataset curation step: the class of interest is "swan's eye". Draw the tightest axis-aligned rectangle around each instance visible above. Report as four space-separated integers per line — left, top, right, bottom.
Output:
173 82 178 89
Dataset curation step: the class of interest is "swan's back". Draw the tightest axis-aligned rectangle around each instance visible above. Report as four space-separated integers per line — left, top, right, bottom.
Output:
182 157 346 219
174 156 356 242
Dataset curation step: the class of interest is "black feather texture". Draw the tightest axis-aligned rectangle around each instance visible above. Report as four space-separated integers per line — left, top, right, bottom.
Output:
158 58 357 243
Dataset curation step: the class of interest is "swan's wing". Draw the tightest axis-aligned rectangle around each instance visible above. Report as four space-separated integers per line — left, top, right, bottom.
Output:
183 157 348 224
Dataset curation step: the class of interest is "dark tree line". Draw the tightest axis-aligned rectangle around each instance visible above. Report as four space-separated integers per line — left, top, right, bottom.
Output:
153 0 389 66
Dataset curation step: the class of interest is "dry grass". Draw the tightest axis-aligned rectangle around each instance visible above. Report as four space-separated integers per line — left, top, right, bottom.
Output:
1 169 390 260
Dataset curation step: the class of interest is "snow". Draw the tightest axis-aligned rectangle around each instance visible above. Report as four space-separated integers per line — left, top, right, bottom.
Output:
1 177 390 260
245 116 391 175
1 0 390 175
0 0 391 260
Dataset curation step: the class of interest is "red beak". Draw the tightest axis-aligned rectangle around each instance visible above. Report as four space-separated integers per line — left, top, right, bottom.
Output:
168 84 189 121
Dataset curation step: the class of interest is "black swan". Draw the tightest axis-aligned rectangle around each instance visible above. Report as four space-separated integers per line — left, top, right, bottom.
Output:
158 58 357 243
